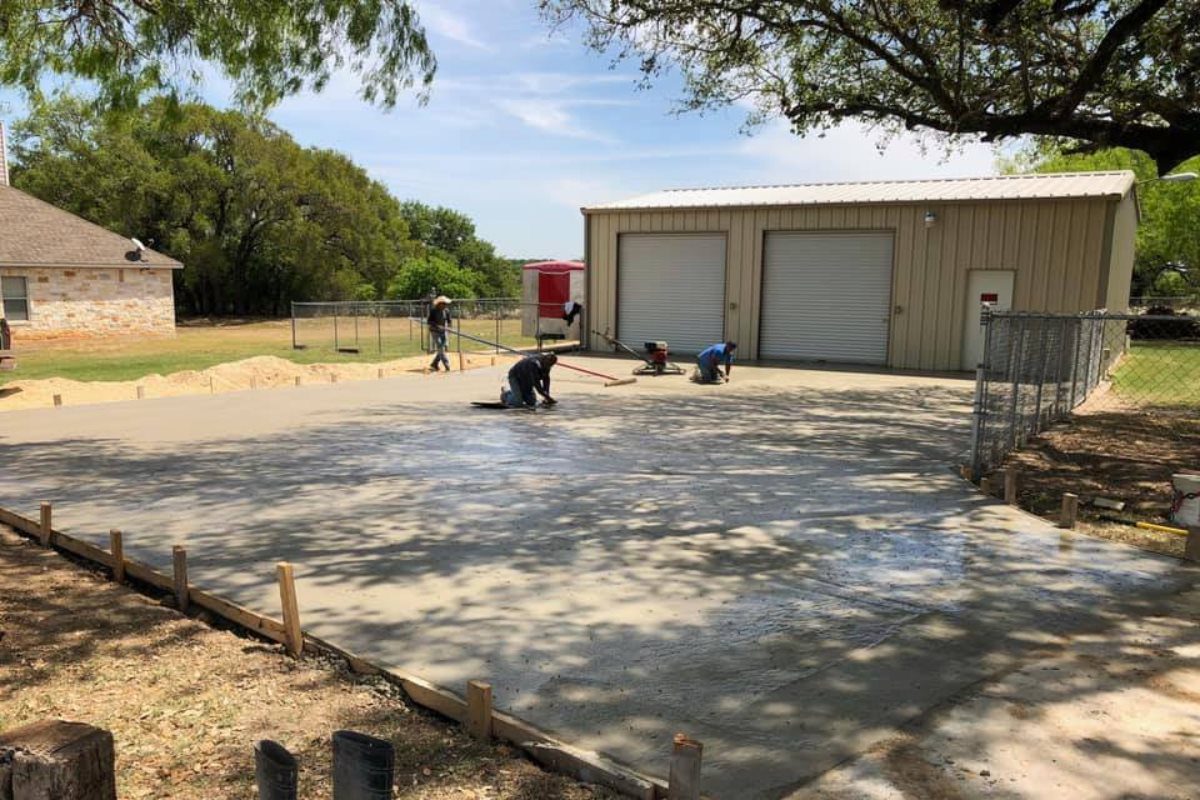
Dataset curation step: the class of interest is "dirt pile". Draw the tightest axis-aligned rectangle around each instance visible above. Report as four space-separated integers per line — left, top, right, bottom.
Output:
0 353 515 411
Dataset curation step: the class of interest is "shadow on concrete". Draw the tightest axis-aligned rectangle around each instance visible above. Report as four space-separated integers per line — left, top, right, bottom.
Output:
0 382 1194 798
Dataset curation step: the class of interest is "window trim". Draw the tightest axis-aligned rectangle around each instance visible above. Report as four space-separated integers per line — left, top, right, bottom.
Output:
1 275 31 323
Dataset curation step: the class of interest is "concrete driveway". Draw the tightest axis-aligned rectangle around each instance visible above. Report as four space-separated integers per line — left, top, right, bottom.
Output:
0 358 1192 799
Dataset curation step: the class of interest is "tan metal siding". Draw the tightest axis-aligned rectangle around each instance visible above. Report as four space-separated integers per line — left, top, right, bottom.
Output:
1104 194 1138 311
585 195 1117 370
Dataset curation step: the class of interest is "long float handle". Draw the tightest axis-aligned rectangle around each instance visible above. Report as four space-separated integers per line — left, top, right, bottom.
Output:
420 319 629 383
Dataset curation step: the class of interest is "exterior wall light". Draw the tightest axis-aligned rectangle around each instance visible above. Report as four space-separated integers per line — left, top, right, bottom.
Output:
924 210 937 227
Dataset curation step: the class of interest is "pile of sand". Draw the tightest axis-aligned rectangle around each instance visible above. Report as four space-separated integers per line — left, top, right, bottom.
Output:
0 352 514 411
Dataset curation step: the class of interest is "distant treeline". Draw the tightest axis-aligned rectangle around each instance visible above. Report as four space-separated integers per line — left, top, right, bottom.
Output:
10 96 523 316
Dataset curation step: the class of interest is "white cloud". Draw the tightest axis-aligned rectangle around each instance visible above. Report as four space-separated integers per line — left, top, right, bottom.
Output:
497 98 614 142
420 5 490 50
736 120 1001 183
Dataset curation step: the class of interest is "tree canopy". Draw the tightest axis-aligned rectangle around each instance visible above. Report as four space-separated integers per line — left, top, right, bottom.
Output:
542 0 1200 172
0 0 436 109
1004 144 1200 297
10 97 517 315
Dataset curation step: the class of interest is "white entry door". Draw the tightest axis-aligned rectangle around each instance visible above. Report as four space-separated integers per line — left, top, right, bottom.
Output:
760 232 895 364
618 233 726 353
961 270 1015 370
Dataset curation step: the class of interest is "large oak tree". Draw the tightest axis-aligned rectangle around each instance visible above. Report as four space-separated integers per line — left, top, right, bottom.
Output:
0 0 436 108
542 0 1200 172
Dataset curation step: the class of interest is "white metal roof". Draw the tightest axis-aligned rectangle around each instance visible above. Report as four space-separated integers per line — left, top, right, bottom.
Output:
583 171 1137 212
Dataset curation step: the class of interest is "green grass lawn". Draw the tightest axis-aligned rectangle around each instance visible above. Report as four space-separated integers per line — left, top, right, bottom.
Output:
1111 340 1200 407
1 318 537 385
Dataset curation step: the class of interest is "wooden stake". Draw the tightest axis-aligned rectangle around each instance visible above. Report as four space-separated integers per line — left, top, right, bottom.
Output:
53 393 62 408
378 367 385 379
1004 467 1018 505
1059 493 1079 529
39 502 52 546
209 376 215 394
277 562 303 657
172 545 189 612
331 374 338 384
136 385 145 400
109 529 124 583
1185 526 1200 563
251 375 258 390
979 476 993 496
458 351 465 372
294 375 302 387
467 680 493 740
667 733 702 800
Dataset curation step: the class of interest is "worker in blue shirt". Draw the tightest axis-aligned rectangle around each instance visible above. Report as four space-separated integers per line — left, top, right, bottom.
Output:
696 341 736 383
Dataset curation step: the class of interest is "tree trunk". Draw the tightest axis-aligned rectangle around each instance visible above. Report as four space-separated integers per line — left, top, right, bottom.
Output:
0 720 117 800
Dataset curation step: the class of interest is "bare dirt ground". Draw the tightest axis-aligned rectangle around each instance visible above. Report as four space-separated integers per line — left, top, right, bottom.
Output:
0 527 608 800
0 352 515 411
999 408 1200 558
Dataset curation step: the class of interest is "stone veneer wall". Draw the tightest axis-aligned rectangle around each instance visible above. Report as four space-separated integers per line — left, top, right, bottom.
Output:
0 266 176 339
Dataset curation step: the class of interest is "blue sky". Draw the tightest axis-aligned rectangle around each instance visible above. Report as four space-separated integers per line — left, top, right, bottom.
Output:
1 0 1002 258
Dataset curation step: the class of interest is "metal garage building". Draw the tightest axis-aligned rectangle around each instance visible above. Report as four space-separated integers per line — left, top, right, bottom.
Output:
581 172 1138 371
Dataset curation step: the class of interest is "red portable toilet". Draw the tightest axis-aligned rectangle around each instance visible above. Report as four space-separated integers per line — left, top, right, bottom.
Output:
521 260 585 341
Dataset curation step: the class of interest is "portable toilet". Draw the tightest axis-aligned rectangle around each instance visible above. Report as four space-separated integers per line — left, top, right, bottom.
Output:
521 260 585 341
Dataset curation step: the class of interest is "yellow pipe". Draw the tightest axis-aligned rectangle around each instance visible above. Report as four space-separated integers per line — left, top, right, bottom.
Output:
1135 521 1189 537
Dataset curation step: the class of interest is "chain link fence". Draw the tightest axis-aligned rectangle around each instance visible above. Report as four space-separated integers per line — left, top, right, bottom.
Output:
290 299 559 358
970 309 1200 478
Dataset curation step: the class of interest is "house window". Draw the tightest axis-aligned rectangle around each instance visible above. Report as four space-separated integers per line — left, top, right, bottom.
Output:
1 276 30 321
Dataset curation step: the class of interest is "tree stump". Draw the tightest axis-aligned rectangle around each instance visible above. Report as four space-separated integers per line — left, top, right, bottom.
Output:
0 720 116 800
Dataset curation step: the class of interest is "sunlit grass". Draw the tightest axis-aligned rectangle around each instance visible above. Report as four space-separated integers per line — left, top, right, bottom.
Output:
1111 341 1200 407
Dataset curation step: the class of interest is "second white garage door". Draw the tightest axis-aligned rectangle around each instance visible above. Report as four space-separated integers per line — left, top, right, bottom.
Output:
618 233 725 353
760 232 894 364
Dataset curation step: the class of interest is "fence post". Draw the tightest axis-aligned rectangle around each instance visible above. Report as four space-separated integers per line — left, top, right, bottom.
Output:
39 501 52 546
1004 467 1019 506
667 733 703 800
1032 317 1050 434
1068 317 1082 409
333 307 340 352
467 680 493 740
969 309 994 480
290 302 297 350
172 545 189 612
277 562 303 657
109 529 124 583
1007 321 1026 451
1051 317 1067 418
377 310 382 356
495 303 501 354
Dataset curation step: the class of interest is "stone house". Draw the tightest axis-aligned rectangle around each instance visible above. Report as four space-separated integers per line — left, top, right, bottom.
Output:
0 128 182 340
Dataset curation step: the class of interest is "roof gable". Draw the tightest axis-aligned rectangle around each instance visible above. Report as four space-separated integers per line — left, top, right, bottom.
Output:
0 184 182 269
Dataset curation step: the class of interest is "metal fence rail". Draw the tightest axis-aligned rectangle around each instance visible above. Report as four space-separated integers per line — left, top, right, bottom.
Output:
970 309 1200 478
290 298 557 357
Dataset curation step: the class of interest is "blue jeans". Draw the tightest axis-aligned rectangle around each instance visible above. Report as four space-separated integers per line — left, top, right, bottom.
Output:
503 375 535 407
430 330 450 370
697 356 720 382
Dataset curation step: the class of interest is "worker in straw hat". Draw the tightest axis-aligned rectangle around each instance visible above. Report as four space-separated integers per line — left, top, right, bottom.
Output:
427 293 453 371
427 295 453 372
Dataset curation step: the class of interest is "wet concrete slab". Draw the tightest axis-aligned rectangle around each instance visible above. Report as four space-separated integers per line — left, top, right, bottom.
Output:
0 358 1193 798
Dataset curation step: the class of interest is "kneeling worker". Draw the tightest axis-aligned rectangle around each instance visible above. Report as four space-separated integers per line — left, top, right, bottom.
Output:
502 353 558 409
697 341 736 383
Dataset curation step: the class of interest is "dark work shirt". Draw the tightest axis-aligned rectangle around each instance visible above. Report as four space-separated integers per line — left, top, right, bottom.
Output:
427 305 451 332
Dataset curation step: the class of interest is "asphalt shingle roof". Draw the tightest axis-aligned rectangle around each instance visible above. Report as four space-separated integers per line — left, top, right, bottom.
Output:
0 183 182 269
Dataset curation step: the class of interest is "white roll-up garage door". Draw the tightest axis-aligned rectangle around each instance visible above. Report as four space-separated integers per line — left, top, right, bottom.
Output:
760 232 894 364
618 233 725 353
